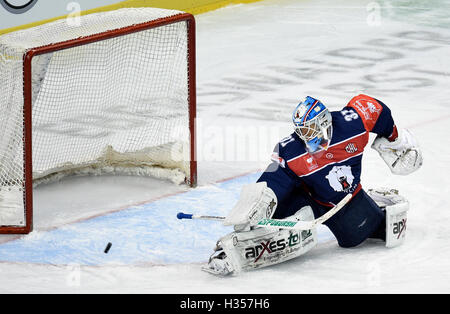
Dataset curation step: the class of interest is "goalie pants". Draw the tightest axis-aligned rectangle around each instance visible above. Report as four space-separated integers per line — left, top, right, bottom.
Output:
273 187 386 248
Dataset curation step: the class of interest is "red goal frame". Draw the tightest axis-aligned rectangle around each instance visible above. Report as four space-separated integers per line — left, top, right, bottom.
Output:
1 13 197 234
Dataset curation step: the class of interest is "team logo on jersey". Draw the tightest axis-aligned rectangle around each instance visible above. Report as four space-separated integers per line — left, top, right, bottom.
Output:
326 153 333 159
353 100 373 122
348 97 384 131
325 165 355 192
345 143 358 154
367 101 382 114
303 155 318 171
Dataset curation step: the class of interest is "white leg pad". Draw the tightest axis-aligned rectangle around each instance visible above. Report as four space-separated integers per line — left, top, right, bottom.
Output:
385 200 409 248
223 227 317 273
203 206 317 275
367 187 409 248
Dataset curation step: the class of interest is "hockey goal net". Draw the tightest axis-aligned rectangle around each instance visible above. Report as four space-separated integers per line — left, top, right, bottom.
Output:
0 8 197 234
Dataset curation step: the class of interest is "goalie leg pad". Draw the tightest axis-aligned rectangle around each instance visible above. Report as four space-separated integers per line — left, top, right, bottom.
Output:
367 187 409 247
204 206 317 275
385 199 409 248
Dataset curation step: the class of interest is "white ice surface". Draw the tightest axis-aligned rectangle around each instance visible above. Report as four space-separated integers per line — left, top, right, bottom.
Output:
0 0 449 293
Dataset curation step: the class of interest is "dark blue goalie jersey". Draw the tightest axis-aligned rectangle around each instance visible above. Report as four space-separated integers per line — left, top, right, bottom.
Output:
258 94 398 208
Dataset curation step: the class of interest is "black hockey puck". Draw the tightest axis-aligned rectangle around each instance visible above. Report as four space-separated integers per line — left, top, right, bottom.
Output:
104 242 112 254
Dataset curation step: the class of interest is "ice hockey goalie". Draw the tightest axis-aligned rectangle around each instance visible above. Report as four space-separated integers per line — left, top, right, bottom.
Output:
204 94 421 276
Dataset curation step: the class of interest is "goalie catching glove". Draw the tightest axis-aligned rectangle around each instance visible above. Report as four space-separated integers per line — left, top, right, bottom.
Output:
372 128 423 175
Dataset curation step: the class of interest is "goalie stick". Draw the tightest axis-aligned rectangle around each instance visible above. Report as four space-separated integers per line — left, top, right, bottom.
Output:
177 193 352 230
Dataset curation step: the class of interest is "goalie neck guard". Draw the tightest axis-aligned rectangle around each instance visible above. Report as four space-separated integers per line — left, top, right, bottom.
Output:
293 96 333 153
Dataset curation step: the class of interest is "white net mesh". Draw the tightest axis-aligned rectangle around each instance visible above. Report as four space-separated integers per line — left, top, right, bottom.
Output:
0 8 194 228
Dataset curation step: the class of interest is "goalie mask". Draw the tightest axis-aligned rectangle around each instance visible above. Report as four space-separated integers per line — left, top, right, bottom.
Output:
293 96 333 153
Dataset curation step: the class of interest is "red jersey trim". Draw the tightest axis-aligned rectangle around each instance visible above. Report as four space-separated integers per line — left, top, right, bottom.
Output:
287 131 369 177
388 125 399 142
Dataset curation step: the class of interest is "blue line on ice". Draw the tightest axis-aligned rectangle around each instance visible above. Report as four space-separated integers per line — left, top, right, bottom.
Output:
0 172 335 266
